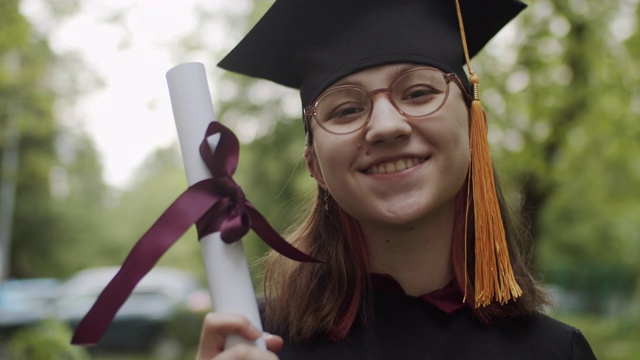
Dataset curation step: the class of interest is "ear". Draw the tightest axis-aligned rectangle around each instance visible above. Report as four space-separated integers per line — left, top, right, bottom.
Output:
305 145 327 188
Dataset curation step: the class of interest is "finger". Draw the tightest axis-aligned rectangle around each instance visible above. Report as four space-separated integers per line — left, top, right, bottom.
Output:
264 333 284 353
196 313 262 360
204 339 281 360
213 344 280 360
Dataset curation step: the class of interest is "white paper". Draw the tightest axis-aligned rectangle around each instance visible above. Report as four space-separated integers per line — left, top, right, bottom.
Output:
166 62 265 350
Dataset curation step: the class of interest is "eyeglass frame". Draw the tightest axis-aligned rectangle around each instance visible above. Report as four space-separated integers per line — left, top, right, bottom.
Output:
303 66 472 135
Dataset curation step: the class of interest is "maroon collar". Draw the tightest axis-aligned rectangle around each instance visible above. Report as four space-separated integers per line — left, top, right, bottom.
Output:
370 273 466 314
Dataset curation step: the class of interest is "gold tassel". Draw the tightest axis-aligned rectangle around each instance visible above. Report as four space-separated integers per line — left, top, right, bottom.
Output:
468 74 522 307
455 0 522 307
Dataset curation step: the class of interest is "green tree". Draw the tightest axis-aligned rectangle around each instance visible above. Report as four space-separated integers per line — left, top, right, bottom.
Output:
1 0 60 278
48 133 112 276
103 144 203 275
475 0 640 306
1 0 106 279
7 319 90 360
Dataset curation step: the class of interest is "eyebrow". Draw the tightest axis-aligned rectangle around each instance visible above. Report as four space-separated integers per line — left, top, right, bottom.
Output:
330 63 422 89
389 63 419 79
331 76 365 88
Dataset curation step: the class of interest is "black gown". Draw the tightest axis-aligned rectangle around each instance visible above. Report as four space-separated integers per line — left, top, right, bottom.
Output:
274 274 597 359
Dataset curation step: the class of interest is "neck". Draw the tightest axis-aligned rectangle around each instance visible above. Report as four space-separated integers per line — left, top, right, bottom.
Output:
361 205 455 296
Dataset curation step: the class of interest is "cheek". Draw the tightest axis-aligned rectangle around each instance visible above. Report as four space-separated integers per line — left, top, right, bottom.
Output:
310 136 339 183
433 103 470 154
454 111 471 168
458 112 471 154
313 142 339 180
433 104 471 184
450 97 471 148
311 135 358 187
454 111 472 186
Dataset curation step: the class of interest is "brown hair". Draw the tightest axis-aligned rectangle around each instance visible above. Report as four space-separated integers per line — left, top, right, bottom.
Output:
453 174 549 323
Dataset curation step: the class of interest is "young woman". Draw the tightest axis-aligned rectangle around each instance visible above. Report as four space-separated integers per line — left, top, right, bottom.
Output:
197 0 596 359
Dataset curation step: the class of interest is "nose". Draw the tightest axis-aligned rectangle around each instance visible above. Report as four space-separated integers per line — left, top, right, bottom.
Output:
364 95 412 145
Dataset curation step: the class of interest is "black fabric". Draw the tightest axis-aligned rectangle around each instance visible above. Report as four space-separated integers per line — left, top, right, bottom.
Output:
269 292 597 360
218 0 526 107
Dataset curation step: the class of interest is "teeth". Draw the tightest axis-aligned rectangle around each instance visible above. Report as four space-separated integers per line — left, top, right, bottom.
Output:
367 157 423 174
395 160 406 171
385 163 396 173
405 158 414 168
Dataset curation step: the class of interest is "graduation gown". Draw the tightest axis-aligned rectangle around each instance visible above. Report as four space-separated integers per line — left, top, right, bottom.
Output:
274 274 596 359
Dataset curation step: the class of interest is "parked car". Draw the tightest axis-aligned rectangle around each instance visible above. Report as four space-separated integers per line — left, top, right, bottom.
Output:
0 278 61 339
56 266 210 355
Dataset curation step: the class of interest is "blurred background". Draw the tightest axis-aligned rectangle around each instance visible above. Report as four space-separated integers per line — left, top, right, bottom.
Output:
0 0 638 359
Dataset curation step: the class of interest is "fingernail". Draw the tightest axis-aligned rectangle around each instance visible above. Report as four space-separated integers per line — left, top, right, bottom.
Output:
249 326 262 337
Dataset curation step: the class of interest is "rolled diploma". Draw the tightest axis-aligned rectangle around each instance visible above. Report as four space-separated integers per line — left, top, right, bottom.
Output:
166 62 265 350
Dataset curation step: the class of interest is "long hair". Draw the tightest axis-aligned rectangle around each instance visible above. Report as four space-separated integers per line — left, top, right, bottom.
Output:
262 131 548 343
452 173 549 323
263 185 371 341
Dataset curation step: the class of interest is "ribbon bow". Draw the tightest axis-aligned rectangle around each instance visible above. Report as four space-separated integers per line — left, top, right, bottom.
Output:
71 122 319 345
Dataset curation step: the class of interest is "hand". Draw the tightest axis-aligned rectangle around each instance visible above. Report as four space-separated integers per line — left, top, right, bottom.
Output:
196 312 283 360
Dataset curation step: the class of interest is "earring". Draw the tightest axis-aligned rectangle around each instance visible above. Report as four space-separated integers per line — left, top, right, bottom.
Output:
324 188 330 212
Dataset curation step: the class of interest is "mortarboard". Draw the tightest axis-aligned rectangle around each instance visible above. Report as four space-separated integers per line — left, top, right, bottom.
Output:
218 0 526 106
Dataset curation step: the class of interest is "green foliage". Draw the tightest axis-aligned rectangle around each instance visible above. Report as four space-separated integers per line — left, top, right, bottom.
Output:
1 0 106 279
6 319 90 360
162 308 207 356
0 1 29 52
1 0 59 278
474 0 640 297
92 143 208 280
47 134 113 276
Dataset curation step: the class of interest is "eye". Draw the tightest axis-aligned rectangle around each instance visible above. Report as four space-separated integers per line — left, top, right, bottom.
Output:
401 85 443 103
327 103 366 122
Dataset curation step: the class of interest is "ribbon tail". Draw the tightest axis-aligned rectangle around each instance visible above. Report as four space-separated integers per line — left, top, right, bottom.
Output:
246 205 322 263
71 180 220 345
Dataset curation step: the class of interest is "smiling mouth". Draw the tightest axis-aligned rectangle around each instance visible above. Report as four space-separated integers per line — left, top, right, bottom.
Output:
364 157 426 174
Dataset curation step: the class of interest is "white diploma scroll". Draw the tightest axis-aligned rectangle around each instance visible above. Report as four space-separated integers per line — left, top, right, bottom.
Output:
166 62 265 350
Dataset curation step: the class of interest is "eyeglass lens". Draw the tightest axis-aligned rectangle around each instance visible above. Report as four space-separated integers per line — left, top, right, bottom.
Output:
313 68 448 134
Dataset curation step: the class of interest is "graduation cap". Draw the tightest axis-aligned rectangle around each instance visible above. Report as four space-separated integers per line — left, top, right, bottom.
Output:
218 0 526 106
219 0 526 308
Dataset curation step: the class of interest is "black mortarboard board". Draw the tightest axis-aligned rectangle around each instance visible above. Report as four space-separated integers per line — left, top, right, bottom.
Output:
218 0 526 107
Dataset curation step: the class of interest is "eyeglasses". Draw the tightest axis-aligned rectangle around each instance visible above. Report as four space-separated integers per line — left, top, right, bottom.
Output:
303 67 468 135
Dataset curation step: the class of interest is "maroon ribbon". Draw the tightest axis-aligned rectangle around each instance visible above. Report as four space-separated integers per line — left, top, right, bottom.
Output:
71 122 319 345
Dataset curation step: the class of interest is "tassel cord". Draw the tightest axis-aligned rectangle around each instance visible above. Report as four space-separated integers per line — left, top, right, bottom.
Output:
456 0 522 307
